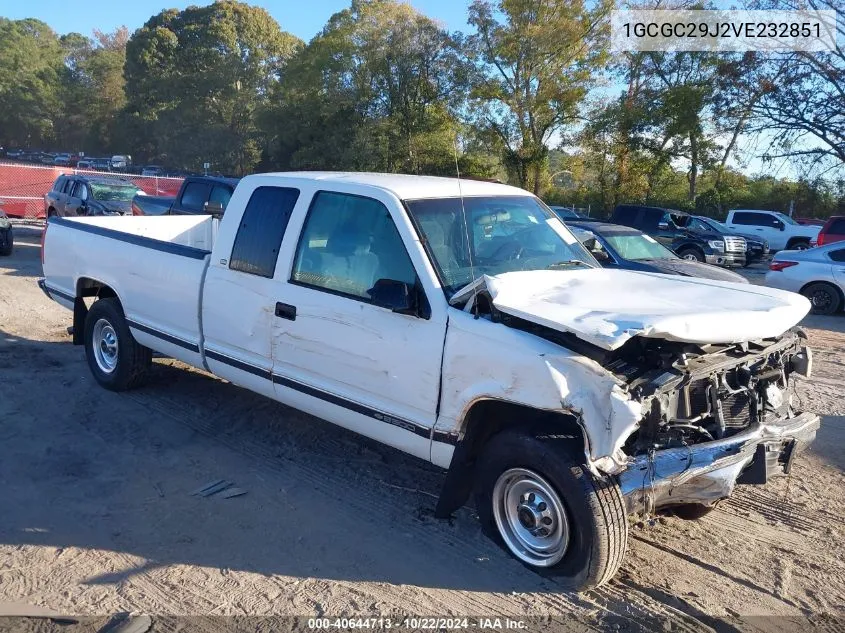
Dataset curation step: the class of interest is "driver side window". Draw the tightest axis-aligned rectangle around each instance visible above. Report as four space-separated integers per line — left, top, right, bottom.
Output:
291 191 417 302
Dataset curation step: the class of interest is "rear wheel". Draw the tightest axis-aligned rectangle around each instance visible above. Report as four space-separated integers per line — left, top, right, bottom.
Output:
801 282 842 315
474 430 627 590
84 298 151 391
677 247 704 262
788 239 810 251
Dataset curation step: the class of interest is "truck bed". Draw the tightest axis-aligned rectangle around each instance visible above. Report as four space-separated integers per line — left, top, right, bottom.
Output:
41 215 215 365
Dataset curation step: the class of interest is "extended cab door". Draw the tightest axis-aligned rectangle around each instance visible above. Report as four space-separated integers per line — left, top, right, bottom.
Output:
201 185 302 401
270 188 447 461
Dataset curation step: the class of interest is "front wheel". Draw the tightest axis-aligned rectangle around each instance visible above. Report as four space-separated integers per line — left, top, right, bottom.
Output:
677 247 704 262
84 298 152 391
475 430 628 591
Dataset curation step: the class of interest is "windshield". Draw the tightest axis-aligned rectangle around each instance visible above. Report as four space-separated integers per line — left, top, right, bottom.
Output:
91 183 139 202
404 196 596 297
605 233 677 260
775 211 798 225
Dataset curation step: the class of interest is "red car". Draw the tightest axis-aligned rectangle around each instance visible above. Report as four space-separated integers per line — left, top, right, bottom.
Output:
816 216 845 246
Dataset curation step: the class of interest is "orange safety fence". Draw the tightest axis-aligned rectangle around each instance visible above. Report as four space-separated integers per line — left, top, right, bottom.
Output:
0 161 184 219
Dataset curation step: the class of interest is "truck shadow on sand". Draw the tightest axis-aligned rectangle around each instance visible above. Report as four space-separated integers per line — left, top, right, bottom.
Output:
0 328 839 624
0 329 574 598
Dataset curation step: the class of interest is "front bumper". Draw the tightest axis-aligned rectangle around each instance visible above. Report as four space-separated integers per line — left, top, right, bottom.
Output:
705 252 746 267
619 411 820 514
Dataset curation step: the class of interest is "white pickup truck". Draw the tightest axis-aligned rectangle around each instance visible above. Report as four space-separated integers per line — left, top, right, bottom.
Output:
725 209 821 251
40 172 819 590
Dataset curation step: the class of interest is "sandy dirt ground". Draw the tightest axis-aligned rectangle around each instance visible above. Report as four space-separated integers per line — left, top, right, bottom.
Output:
1 225 843 631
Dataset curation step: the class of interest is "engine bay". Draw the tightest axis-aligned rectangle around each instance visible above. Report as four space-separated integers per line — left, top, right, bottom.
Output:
606 331 813 456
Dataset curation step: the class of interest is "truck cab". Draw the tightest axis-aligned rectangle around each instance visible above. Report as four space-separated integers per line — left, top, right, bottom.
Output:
725 209 820 251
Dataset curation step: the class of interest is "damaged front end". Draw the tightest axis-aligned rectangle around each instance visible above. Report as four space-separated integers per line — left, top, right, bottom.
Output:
455 272 819 515
605 330 819 513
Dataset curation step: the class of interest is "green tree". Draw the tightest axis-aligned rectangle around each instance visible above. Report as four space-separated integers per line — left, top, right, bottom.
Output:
124 1 301 174
269 0 476 176
0 18 64 148
466 0 610 194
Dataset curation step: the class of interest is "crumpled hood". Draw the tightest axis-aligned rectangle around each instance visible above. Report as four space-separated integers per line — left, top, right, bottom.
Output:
452 269 810 351
91 200 131 215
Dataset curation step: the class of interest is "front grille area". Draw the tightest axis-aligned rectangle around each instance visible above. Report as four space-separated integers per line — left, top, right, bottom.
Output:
724 236 747 253
679 379 754 430
722 390 753 428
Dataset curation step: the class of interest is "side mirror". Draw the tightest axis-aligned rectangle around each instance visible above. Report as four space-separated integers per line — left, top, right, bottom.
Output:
592 249 610 263
368 279 418 316
775 221 785 231
204 201 225 218
657 221 669 230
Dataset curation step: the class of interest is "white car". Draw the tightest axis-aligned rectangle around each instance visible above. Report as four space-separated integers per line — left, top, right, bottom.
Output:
39 172 819 589
765 242 845 315
725 209 820 251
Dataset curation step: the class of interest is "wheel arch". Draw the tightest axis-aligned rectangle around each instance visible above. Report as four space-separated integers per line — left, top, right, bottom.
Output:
434 398 588 519
72 277 124 345
675 242 705 256
786 236 811 249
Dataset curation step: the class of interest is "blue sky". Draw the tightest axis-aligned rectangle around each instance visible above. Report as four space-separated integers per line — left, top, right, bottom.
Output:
0 0 471 40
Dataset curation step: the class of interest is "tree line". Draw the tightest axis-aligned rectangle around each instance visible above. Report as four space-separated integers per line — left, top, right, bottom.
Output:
1 0 844 217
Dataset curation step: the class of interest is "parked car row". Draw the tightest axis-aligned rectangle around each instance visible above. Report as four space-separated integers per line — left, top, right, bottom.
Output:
44 174 240 219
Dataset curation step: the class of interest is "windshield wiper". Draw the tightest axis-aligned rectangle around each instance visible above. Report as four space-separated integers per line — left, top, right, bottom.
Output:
547 260 591 269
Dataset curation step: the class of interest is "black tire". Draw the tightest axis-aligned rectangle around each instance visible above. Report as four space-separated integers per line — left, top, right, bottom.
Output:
474 429 627 591
84 298 152 391
0 231 12 256
666 503 715 520
788 239 810 251
677 246 705 262
801 282 842 315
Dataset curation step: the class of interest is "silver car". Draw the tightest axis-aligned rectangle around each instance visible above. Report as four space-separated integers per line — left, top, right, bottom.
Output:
764 242 845 314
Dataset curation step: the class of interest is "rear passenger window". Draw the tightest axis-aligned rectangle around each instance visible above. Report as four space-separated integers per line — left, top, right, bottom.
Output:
180 182 211 211
209 185 233 209
291 191 417 301
53 176 67 192
229 187 300 278
830 249 845 262
828 218 845 234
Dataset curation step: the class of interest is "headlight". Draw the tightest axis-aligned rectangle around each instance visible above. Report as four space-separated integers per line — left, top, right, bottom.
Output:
707 240 725 252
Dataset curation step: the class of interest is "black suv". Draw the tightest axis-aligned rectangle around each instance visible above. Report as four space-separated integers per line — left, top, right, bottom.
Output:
610 204 746 267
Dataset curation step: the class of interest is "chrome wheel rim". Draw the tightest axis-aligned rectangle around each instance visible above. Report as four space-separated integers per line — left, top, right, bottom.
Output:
811 289 832 310
492 468 569 567
92 318 118 374
682 253 699 261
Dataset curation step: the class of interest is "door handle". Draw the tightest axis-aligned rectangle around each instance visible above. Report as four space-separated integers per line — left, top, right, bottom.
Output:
275 302 296 321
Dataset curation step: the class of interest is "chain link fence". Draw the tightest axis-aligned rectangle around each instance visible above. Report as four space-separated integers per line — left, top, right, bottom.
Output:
0 161 184 219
